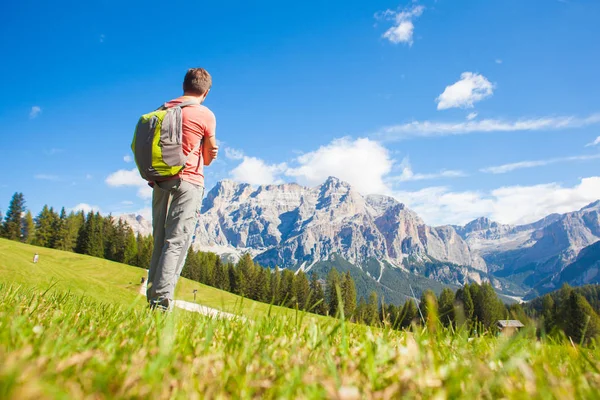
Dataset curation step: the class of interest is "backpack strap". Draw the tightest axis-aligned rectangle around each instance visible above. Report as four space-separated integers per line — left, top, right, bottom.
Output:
159 99 201 110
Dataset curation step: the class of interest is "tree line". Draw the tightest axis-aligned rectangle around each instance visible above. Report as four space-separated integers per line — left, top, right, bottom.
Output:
3 192 599 344
0 192 153 269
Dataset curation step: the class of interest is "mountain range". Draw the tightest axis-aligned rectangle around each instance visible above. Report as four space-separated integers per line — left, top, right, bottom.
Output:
120 177 600 304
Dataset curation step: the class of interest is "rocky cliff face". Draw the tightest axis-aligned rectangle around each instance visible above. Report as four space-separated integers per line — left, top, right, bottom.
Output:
455 201 600 283
194 177 486 276
118 178 600 298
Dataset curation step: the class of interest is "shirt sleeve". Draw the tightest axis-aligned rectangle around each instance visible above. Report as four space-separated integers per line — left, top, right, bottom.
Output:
204 109 216 138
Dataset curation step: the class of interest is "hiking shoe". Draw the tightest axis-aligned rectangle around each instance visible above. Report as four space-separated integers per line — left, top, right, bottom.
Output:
149 297 171 312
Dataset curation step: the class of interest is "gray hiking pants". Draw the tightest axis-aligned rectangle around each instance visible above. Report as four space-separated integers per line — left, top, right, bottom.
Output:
147 179 204 304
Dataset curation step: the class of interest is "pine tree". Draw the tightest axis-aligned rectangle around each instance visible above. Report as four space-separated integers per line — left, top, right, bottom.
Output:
270 267 281 304
53 208 70 250
253 266 270 302
2 192 25 241
419 289 438 326
366 291 379 326
22 210 35 244
214 257 230 291
228 263 238 294
34 205 59 248
123 227 138 265
564 292 600 345
341 271 357 319
400 299 418 329
236 253 255 297
541 294 556 334
326 268 341 317
68 211 85 252
356 297 368 324
455 285 475 323
135 233 153 269
280 269 296 307
293 271 310 310
438 288 456 327
473 283 504 329
309 272 326 315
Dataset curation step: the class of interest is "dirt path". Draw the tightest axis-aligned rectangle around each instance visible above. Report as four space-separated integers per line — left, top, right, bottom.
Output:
173 300 238 319
139 280 238 319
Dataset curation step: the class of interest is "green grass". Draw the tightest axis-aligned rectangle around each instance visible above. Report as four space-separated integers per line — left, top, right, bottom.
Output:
0 238 307 320
1 238 600 399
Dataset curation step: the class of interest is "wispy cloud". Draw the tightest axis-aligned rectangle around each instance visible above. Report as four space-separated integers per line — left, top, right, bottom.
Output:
495 59 503 64
123 155 132 163
376 4 424 46
377 113 600 141
29 106 41 119
230 157 287 186
466 112 478 121
391 158 466 182
585 136 600 147
436 72 494 110
99 34 105 43
225 147 244 160
481 154 600 174
397 177 600 226
105 168 152 199
34 174 59 181
72 203 101 214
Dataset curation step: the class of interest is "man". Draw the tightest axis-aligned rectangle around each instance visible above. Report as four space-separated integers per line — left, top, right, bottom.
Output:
146 68 218 310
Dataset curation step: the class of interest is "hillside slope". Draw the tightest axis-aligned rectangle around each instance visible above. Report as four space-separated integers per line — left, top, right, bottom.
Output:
0 238 296 319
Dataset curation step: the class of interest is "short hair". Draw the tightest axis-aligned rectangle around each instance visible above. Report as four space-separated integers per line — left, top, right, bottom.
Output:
183 68 212 95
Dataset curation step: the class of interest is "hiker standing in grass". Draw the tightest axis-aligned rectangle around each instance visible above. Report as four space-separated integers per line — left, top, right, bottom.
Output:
132 68 218 310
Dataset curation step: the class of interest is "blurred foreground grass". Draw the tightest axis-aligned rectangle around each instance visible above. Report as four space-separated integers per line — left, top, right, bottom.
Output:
1 282 599 399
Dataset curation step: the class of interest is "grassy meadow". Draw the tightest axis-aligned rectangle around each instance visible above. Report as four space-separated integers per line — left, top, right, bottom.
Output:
1 238 600 399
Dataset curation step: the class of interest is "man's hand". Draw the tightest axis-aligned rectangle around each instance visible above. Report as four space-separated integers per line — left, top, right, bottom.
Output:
211 145 219 159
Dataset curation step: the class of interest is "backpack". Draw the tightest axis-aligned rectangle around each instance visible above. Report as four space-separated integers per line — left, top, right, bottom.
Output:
131 100 202 181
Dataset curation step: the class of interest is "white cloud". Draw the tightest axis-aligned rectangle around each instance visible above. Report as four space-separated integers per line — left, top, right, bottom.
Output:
436 72 494 110
466 112 478 121
378 5 424 46
72 203 101 214
285 137 393 194
230 157 287 186
106 168 144 187
121 200 134 205
99 34 105 43
495 59 503 64
585 136 600 147
29 106 41 119
378 113 600 140
393 157 465 182
225 147 244 160
481 154 600 174
394 177 600 226
105 168 152 199
124 155 133 163
34 174 59 181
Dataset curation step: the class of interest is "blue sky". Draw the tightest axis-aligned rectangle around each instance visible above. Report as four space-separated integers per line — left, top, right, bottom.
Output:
1 0 599 226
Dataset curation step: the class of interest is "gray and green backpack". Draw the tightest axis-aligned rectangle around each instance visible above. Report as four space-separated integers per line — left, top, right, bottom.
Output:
131 100 201 181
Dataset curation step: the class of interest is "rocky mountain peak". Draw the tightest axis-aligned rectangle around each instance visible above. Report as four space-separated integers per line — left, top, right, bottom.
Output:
580 200 600 212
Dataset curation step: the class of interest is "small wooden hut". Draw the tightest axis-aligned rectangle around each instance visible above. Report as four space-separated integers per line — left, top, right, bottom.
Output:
496 320 525 336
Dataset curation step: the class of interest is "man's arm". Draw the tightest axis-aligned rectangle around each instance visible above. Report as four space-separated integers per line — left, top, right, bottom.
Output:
202 135 218 166
202 110 217 166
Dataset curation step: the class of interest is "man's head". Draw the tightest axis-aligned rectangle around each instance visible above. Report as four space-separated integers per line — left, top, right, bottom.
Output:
183 68 212 101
